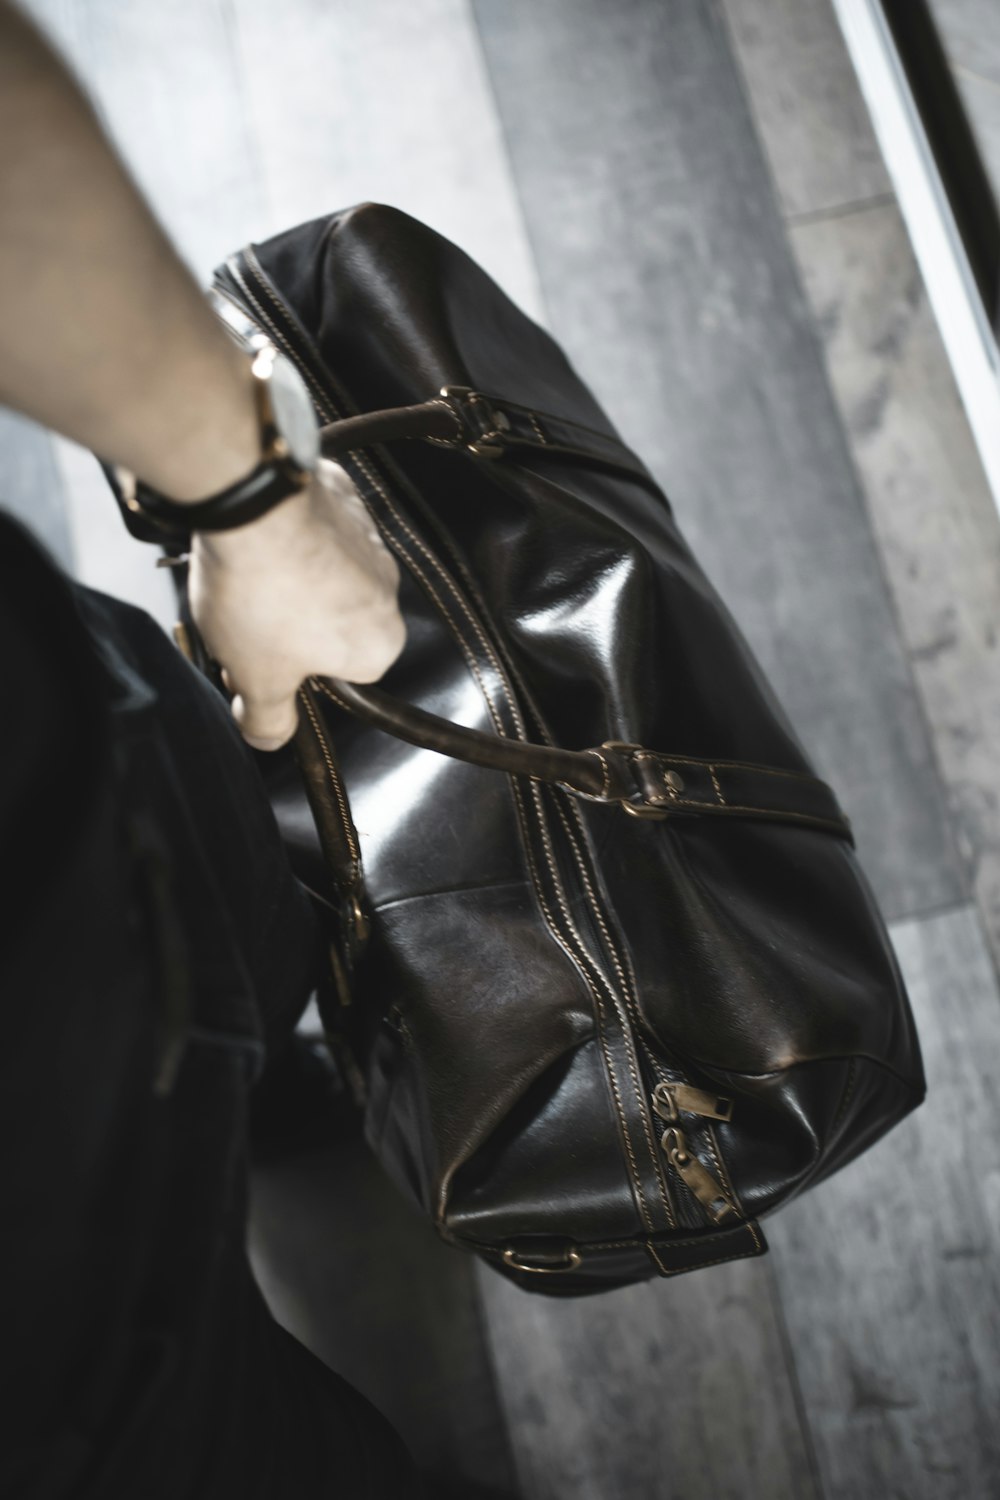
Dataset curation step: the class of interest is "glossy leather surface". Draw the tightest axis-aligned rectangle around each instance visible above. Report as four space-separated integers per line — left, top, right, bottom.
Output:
213 204 925 1292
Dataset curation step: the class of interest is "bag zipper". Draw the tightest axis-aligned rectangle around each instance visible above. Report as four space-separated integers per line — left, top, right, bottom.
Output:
651 1080 738 1224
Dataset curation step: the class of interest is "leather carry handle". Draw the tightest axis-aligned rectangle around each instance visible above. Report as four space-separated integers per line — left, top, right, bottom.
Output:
319 399 465 454
318 384 663 494
311 677 854 839
315 677 614 798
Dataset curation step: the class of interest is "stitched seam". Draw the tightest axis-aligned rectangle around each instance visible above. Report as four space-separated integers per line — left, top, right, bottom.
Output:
550 793 676 1228
560 795 745 1232
426 397 464 442
830 1058 859 1142
509 779 654 1237
411 473 671 1229
529 414 548 444
238 249 487 709
592 749 611 801
703 1124 741 1216
672 800 847 829
591 1226 760 1253
488 395 631 446
469 1223 761 1255
556 794 706 1235
348 455 650 1223
655 753 834 786
299 686 361 871
231 258 336 417
646 1243 671 1275
634 749 673 804
340 446 660 1226
408 507 667 1229
709 764 726 805
526 781 655 1235
648 1241 763 1276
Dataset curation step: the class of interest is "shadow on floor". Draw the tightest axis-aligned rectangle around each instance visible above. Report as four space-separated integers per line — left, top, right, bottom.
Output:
249 1132 521 1498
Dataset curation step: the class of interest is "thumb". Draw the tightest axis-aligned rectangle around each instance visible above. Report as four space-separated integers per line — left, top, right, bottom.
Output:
230 689 300 752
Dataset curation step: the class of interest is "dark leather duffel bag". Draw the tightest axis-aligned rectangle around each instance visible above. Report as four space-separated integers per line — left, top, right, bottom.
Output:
147 203 927 1294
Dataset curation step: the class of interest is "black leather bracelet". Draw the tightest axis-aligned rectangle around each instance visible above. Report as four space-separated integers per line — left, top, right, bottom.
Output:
115 456 311 545
109 337 320 546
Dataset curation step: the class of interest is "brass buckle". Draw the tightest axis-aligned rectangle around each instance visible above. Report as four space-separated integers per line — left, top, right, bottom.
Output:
601 739 682 819
621 799 672 821
439 384 511 457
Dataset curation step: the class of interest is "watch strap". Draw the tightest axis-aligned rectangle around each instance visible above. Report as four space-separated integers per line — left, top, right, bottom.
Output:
110 337 315 545
115 456 309 543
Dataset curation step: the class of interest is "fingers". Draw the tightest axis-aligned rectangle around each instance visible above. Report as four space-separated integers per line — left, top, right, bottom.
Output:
230 689 300 752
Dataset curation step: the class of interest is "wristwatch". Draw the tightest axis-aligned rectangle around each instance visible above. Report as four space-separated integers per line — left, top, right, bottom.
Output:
113 337 320 543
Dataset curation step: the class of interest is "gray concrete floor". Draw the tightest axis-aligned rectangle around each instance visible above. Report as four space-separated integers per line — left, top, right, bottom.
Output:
6 1 1000 1496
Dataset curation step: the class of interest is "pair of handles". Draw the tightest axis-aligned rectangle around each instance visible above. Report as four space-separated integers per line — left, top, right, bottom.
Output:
312 398 852 841
316 392 652 809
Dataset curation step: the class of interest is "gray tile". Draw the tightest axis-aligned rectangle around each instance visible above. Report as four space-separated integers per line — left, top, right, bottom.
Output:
231 0 545 323
788 198 1000 971
720 0 891 218
768 904 1000 1500
477 1256 820 1500
249 1139 519 1495
473 0 962 921
0 408 74 569
929 0 1000 90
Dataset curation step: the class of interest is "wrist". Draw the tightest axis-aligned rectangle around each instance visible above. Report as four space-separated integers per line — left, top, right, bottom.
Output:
192 480 317 563
131 349 261 503
115 340 320 543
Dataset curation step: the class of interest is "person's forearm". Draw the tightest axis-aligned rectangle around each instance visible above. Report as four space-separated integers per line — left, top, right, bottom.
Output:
0 0 258 501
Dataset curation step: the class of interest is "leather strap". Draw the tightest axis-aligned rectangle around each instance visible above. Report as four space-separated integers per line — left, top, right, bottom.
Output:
213 282 657 489
313 678 853 842
112 384 659 546
317 385 662 496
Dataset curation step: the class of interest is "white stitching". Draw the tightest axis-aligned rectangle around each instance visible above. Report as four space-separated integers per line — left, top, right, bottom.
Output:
591 749 611 801
525 779 656 1236
300 685 361 869
407 463 675 1226
550 792 676 1229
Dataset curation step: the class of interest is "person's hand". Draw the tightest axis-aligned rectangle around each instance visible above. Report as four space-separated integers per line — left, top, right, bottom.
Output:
187 457 405 751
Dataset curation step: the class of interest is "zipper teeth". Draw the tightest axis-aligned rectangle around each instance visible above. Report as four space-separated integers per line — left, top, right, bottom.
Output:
646 1057 704 1228
299 685 361 871
226 256 340 424
228 249 684 1234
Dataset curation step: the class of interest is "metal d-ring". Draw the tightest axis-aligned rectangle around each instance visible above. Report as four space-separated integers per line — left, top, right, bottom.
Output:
502 1247 583 1274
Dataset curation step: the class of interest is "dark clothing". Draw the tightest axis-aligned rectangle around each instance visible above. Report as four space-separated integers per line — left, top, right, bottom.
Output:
0 512 419 1498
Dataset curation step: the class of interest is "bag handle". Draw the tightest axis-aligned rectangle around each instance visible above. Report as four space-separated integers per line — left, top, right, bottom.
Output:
318 384 663 495
310 677 854 840
314 676 616 799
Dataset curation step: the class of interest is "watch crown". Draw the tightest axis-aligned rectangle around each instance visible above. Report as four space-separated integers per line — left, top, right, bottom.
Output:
250 341 277 379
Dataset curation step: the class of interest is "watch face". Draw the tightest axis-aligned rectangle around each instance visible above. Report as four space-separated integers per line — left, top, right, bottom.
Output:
267 351 320 472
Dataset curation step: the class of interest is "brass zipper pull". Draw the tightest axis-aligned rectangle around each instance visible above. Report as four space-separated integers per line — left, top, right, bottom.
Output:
652 1080 734 1123
660 1126 736 1225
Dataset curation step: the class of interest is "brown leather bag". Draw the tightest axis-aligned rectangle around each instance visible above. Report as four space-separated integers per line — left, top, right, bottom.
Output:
141 203 927 1293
